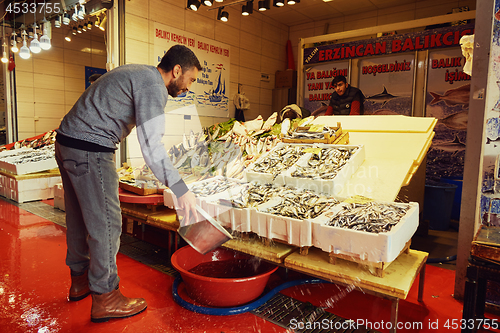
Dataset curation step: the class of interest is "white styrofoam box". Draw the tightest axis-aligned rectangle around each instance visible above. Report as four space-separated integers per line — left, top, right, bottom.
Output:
311 201 419 263
244 143 310 186
2 175 62 203
204 198 254 232
283 144 365 196
0 158 58 175
251 197 313 247
9 187 54 203
54 183 65 211
0 146 57 175
0 175 6 198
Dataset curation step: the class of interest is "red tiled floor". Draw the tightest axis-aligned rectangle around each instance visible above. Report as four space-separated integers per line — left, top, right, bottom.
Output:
1 199 500 333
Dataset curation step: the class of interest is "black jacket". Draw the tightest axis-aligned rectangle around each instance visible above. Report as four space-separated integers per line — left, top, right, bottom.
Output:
328 86 364 115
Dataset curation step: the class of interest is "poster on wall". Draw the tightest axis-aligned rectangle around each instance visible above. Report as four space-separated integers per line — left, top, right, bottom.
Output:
358 54 414 116
425 48 470 181
154 23 230 118
303 62 348 116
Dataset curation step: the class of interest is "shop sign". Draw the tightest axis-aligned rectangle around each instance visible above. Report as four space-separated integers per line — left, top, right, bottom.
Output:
359 54 415 116
303 62 349 114
153 23 231 117
303 23 474 65
425 48 469 181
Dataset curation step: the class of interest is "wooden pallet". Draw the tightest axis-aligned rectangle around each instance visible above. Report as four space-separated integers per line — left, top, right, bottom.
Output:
326 239 412 278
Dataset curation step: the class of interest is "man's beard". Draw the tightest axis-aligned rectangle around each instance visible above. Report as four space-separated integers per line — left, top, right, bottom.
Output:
167 76 184 97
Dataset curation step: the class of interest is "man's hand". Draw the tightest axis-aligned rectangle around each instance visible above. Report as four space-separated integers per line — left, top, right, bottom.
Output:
176 190 198 227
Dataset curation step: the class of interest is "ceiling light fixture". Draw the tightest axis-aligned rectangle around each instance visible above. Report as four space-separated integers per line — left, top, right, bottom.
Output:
242 1 254 15
87 21 92 30
99 15 107 31
258 0 270 11
65 29 72 42
55 15 62 28
19 31 31 59
217 7 229 22
72 5 79 21
63 12 71 25
11 32 19 53
287 0 299 4
95 15 101 27
72 26 77 35
1 23 8 63
273 0 284 6
78 4 86 20
203 0 213 6
187 0 201 11
40 20 52 50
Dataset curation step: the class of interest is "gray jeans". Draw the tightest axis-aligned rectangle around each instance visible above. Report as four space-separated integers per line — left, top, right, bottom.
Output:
55 142 121 294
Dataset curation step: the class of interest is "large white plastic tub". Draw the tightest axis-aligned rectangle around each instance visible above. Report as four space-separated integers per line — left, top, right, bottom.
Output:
312 201 419 263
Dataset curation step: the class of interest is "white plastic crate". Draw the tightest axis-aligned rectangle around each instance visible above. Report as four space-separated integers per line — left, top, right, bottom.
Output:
311 201 419 263
283 144 365 196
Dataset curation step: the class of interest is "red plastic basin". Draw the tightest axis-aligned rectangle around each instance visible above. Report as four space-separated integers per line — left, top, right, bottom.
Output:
171 246 278 307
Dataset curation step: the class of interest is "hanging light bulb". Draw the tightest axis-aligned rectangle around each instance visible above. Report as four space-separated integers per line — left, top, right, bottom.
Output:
72 26 77 35
87 21 92 30
55 15 62 28
19 31 31 59
82 22 87 32
40 20 51 50
78 25 83 33
1 43 8 64
29 24 41 54
11 32 19 53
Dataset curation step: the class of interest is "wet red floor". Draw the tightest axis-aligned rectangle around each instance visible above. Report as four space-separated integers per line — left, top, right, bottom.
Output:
1 199 499 333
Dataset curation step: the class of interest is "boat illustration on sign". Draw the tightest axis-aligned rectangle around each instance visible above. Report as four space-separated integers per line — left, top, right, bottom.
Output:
208 70 226 103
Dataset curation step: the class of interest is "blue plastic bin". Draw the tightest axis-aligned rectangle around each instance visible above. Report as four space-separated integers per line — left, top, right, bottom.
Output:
440 177 463 221
423 182 457 231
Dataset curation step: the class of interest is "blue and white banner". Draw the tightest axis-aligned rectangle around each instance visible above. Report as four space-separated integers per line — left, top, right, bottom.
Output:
154 23 231 117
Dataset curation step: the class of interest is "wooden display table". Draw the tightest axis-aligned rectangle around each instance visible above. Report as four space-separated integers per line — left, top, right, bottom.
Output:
221 237 427 333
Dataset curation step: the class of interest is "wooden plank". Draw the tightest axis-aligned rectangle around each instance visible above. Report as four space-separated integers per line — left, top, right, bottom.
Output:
284 248 428 299
222 237 296 264
0 168 60 180
328 240 412 278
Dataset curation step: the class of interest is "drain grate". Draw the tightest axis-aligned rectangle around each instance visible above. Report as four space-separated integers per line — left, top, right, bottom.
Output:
251 293 380 333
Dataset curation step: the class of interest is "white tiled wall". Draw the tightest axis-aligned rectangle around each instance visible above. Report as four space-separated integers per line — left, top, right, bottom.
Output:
14 24 106 140
124 0 289 129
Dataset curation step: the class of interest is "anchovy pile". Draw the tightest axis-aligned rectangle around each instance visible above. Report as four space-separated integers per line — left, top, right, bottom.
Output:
221 183 283 208
249 145 306 178
262 187 339 219
1 145 55 165
326 202 410 233
189 178 242 197
287 126 338 140
292 147 357 180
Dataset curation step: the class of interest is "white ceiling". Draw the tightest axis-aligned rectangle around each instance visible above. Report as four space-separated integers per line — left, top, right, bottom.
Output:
224 0 432 26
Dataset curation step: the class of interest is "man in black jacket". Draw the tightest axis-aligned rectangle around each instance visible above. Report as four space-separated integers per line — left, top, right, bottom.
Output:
325 75 364 115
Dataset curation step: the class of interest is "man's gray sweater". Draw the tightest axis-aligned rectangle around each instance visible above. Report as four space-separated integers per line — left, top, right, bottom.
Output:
57 64 188 197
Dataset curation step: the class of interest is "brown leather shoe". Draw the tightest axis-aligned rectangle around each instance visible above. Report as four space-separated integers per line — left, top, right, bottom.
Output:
69 271 91 301
90 287 147 323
